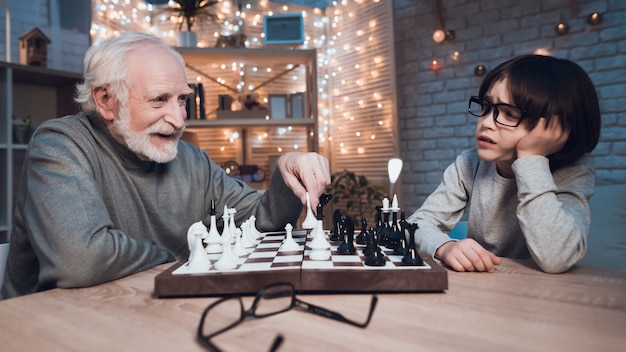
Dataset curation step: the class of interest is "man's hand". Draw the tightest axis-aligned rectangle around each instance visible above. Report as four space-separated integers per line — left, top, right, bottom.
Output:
277 152 331 210
435 239 502 272
517 117 569 158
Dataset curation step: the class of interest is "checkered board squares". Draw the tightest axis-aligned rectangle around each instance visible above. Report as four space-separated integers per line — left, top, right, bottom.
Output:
172 232 308 275
156 230 448 297
174 231 430 274
302 245 431 270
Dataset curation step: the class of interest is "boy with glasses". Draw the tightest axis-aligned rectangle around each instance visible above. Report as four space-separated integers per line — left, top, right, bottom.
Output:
408 55 601 274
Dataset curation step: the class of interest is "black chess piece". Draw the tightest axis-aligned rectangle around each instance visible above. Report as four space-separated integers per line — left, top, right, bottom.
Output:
402 222 424 266
337 216 356 254
330 209 343 241
202 199 217 228
319 193 333 207
355 217 368 245
392 210 407 255
391 211 406 256
374 205 383 234
362 228 375 258
379 209 392 247
387 209 402 250
316 203 324 220
364 229 385 266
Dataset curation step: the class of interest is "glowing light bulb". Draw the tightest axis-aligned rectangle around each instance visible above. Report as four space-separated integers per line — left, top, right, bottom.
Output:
432 29 446 43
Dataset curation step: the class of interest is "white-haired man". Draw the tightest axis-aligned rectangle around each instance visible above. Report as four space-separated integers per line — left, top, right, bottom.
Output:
2 32 330 298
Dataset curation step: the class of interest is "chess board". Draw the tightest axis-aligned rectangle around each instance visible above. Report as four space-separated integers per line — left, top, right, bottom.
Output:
154 230 448 297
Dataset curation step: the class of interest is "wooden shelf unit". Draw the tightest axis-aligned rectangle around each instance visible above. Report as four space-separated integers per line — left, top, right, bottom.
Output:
0 62 82 242
177 48 319 185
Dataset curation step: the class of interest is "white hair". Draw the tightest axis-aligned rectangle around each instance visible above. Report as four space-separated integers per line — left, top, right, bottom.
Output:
74 32 186 114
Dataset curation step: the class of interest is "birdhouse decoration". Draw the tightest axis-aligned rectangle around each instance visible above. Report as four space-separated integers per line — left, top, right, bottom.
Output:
19 27 51 68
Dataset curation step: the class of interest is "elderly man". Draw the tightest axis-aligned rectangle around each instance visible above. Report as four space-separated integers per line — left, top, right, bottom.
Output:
2 32 330 298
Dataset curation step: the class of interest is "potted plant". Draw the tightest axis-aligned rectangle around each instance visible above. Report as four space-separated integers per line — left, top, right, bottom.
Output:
165 0 220 46
325 170 387 226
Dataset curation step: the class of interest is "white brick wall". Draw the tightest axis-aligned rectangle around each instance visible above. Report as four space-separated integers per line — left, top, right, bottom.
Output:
394 0 626 211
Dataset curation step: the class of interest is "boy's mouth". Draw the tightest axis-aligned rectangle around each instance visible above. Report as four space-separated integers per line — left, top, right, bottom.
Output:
477 135 496 144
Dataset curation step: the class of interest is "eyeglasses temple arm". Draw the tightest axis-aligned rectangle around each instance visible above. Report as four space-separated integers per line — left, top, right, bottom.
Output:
294 296 378 328
269 334 284 352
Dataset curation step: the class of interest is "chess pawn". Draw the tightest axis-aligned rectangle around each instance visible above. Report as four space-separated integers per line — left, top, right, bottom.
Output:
188 231 211 272
309 203 326 239
240 220 256 248
362 228 376 258
364 230 386 267
356 217 368 245
233 228 248 256
309 203 331 260
301 192 317 229
280 223 299 251
214 242 238 270
248 215 263 239
337 216 356 255
309 233 331 260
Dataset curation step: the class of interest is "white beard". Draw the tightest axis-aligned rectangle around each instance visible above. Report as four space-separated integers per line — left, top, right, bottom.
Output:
110 104 183 163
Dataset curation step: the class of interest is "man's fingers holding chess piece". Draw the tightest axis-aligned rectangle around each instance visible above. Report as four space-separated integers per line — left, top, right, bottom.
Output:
277 152 331 210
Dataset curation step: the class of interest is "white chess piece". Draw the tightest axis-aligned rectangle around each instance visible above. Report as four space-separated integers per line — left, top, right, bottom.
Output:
214 241 237 270
221 206 232 246
241 220 256 248
309 216 325 239
280 223 299 251
187 221 208 263
391 193 401 227
249 215 263 239
228 208 237 244
302 192 317 229
233 228 249 256
309 229 331 260
382 197 390 211
205 211 222 254
188 231 211 272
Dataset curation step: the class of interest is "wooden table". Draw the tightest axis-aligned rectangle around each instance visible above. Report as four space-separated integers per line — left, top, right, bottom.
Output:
1 259 624 351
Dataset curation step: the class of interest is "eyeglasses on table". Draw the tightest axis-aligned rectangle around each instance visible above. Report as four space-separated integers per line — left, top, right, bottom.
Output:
197 282 378 352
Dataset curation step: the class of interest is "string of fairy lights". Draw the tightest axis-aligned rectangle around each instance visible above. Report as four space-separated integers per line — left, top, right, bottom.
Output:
90 0 393 160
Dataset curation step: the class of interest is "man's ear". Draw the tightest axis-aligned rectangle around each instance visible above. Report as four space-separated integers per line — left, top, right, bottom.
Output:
92 86 119 121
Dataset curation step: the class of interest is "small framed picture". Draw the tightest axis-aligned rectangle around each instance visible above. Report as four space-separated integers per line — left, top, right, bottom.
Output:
268 94 288 119
289 93 306 119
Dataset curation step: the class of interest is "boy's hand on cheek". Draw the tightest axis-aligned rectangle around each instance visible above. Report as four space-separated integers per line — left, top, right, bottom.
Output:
517 117 569 158
435 239 501 273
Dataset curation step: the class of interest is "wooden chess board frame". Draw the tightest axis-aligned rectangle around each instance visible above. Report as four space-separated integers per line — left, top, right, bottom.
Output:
154 231 448 297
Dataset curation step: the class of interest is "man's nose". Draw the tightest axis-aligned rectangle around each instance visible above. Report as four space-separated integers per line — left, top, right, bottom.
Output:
164 101 186 129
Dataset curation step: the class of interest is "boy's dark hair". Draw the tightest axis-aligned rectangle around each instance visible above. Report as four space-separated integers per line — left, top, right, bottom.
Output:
478 55 601 169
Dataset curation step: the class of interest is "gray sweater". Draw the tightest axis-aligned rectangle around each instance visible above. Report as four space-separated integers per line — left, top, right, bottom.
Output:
407 148 595 273
2 113 302 298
